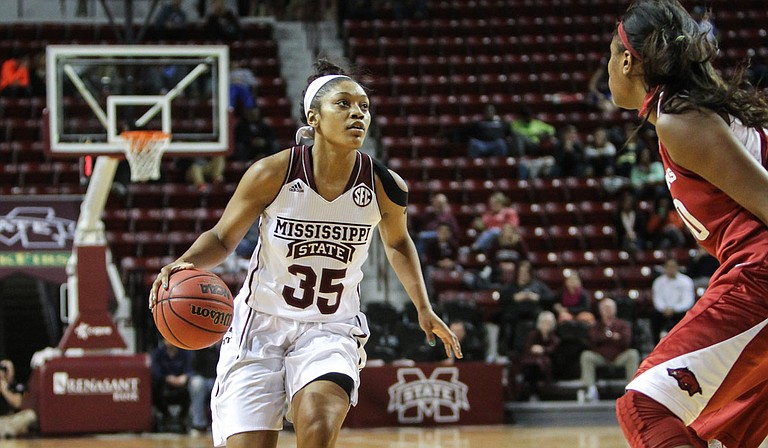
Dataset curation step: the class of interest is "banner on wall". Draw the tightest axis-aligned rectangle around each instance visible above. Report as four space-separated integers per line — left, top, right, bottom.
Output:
0 195 81 283
345 362 504 428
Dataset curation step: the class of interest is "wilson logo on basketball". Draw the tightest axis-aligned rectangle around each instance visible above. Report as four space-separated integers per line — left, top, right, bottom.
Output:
190 305 232 327
199 283 232 300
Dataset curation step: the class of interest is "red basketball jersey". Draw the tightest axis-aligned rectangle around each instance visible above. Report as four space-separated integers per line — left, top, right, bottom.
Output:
656 97 768 273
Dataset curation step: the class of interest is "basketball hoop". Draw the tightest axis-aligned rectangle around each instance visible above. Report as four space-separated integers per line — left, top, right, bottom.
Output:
120 130 171 182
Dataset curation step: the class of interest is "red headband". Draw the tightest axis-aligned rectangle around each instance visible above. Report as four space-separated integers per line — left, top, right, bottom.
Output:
618 21 641 60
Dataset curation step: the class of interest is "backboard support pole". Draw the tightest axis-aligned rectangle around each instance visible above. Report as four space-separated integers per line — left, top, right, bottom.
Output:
60 155 129 352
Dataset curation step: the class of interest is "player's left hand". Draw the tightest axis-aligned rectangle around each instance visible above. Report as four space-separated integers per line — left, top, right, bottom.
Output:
417 309 463 359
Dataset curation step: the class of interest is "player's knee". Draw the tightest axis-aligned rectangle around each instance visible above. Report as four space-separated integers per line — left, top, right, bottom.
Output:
616 390 701 448
293 388 348 445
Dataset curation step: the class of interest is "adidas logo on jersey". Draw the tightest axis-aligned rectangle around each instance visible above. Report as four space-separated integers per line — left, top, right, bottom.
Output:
288 182 304 193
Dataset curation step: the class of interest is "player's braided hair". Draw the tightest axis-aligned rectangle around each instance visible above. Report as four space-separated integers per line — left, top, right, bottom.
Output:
298 58 365 125
620 0 768 127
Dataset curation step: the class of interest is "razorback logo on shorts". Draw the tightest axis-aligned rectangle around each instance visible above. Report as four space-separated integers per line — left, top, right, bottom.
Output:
667 367 702 396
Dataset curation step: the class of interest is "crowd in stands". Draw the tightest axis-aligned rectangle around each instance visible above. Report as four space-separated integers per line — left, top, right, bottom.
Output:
372 94 721 401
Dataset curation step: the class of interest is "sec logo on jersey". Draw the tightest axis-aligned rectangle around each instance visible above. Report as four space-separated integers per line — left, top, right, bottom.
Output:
353 185 373 207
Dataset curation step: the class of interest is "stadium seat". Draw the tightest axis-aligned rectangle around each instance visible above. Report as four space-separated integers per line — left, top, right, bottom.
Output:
421 75 452 95
390 75 422 96
543 201 581 226
418 55 449 76
453 156 489 180
520 226 552 252
578 266 620 291
421 156 457 180
387 157 423 181
548 225 586 251
527 250 562 270
578 200 616 226
560 250 598 268
582 224 618 250
381 136 413 158
400 95 432 115
616 265 656 290
388 55 420 77
595 249 633 267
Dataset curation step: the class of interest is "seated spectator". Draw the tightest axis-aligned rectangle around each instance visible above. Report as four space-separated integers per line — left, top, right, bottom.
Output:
438 321 485 364
600 165 632 198
154 0 189 39
470 191 520 254
584 127 617 177
466 104 512 158
184 156 226 192
587 62 617 113
614 122 647 177
465 223 526 291
486 223 527 285
630 147 665 200
499 260 553 355
646 194 687 249
233 107 277 161
651 258 695 343
421 223 462 300
188 342 220 435
615 190 647 254
579 298 640 403
692 5 719 44
205 0 242 41
411 192 461 256
552 124 586 178
229 60 257 113
0 358 37 438
519 311 560 401
235 220 261 258
552 270 595 325
151 337 193 433
510 106 556 156
0 52 31 98
686 244 720 293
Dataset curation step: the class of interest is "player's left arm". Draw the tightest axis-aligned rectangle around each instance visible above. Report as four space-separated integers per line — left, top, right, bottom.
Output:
657 109 768 226
374 168 462 359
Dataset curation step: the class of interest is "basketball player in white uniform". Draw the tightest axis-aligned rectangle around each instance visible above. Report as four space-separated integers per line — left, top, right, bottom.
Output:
149 60 462 448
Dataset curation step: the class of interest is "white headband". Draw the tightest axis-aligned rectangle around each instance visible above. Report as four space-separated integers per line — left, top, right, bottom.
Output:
296 74 351 145
303 74 350 117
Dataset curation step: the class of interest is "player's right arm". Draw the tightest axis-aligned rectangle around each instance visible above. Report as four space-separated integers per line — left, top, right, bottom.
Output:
149 149 290 308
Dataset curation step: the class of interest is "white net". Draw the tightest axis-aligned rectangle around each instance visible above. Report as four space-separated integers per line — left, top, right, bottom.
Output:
120 131 171 182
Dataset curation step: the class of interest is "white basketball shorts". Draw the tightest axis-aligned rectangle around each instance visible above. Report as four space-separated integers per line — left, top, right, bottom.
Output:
210 299 369 447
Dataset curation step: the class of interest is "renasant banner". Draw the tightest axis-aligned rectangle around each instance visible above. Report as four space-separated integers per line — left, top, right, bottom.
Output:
0 195 81 283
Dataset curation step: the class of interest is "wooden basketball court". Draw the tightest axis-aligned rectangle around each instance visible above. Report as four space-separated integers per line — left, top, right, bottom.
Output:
3 425 629 448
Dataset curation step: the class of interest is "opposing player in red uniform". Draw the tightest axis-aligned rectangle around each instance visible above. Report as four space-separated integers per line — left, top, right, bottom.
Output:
609 1 768 447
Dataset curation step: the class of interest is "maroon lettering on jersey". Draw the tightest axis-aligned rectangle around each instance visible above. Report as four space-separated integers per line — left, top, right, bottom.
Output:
667 367 703 396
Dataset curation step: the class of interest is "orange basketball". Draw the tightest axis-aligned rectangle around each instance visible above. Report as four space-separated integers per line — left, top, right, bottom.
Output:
152 268 234 350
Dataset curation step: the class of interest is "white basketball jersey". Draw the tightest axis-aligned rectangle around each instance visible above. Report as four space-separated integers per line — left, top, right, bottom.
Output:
242 146 381 322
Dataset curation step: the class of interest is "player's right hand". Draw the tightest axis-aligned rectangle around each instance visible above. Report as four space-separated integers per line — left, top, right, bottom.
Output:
149 261 195 310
